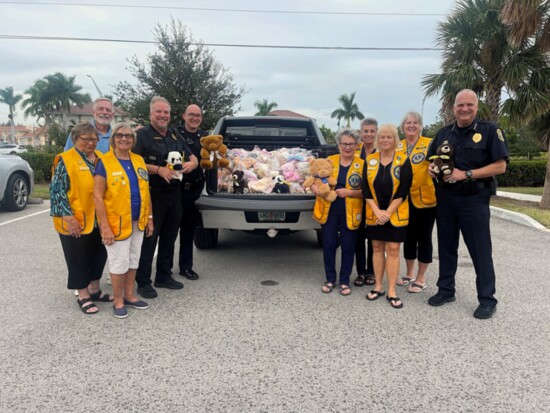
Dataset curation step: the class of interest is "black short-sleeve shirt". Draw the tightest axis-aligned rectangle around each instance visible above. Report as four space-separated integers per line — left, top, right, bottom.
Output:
428 119 509 172
134 124 192 187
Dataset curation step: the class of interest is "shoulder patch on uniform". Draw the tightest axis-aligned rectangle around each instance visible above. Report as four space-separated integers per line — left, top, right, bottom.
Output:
472 133 482 143
411 153 425 164
137 167 149 181
496 129 505 142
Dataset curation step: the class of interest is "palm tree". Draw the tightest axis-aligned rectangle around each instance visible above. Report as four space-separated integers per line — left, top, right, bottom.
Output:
44 73 91 130
21 73 91 132
330 92 364 128
421 0 550 124
501 0 550 208
254 99 278 116
0 87 23 143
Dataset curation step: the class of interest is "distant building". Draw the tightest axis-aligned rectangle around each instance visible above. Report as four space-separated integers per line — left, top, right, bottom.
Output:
0 125 31 144
0 125 49 146
267 110 312 119
49 102 127 125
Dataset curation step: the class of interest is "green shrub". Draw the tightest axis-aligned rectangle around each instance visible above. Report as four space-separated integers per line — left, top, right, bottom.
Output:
20 153 57 183
497 160 547 187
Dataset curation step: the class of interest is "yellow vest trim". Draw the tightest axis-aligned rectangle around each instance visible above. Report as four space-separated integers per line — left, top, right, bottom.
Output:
99 150 151 241
403 136 436 208
52 148 100 235
313 155 365 230
365 151 409 227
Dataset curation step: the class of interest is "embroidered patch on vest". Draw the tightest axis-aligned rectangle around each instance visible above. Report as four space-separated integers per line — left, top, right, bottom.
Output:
369 159 378 166
411 153 425 164
394 166 401 179
137 167 149 181
348 173 362 189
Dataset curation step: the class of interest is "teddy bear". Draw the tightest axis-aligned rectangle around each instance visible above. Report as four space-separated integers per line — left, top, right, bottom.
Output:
272 174 290 194
199 135 230 170
429 140 454 184
230 170 249 194
302 158 337 202
166 151 184 181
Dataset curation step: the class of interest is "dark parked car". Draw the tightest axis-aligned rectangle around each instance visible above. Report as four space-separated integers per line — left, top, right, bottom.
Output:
0 154 34 211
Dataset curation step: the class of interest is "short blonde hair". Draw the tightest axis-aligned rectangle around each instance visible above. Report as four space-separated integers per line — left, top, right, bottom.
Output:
374 124 400 149
150 96 170 112
109 122 136 149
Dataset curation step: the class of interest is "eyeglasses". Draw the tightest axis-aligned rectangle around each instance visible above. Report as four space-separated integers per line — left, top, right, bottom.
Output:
114 133 134 140
79 137 98 143
186 113 202 118
339 142 357 148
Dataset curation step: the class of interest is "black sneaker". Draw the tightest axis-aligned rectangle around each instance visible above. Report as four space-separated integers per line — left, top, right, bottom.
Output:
180 269 199 280
137 284 158 299
473 305 496 319
428 293 456 307
154 278 184 290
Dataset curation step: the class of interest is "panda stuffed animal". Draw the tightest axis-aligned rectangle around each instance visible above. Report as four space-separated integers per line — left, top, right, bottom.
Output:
272 174 290 194
166 151 184 182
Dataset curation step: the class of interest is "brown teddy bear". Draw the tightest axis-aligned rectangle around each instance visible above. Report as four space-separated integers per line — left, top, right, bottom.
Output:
429 140 454 184
199 135 230 170
302 158 337 202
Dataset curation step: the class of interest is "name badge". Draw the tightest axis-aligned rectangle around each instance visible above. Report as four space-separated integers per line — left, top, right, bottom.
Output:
112 171 123 176
79 166 89 171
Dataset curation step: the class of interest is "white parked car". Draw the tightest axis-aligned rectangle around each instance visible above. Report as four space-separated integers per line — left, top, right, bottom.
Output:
0 144 28 155
0 154 34 211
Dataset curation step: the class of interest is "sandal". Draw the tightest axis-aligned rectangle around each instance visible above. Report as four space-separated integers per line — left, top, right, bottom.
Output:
339 285 351 296
89 290 113 302
77 297 98 314
396 276 415 286
321 282 334 294
365 275 376 285
354 275 366 287
407 283 427 293
366 290 385 301
387 296 403 309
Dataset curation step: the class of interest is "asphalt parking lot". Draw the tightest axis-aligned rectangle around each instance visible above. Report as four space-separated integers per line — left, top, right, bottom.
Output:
0 202 549 412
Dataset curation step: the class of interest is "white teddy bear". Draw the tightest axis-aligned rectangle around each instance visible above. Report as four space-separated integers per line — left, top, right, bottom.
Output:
166 151 184 181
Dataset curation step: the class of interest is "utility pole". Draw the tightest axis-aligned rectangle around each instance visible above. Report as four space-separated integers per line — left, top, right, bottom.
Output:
86 75 104 97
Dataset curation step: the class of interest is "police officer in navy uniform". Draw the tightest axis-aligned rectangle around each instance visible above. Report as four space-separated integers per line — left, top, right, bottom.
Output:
427 89 508 319
175 104 207 281
134 96 199 299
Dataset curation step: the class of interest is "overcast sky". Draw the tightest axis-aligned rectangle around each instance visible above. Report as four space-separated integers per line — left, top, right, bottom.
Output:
0 0 458 130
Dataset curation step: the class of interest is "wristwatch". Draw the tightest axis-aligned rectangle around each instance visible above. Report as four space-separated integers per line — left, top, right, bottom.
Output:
465 170 473 180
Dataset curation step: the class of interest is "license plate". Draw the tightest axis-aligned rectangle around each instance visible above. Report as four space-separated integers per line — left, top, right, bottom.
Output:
258 211 285 222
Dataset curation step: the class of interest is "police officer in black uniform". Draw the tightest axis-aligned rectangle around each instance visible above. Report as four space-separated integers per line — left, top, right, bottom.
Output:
175 104 207 280
427 89 508 319
133 96 199 299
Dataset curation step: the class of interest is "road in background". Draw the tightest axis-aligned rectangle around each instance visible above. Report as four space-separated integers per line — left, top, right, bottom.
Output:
0 202 549 412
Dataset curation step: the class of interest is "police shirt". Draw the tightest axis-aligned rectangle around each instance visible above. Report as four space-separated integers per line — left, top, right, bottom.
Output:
174 125 206 183
428 119 509 177
134 125 192 188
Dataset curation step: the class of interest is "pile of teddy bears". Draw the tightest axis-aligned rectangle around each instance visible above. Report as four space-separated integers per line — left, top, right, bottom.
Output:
218 146 317 194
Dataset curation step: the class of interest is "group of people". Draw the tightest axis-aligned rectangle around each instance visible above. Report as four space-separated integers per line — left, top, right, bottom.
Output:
50 97 208 318
315 89 508 319
50 88 508 320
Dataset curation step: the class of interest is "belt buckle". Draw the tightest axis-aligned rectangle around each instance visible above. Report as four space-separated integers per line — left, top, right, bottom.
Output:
184 182 191 190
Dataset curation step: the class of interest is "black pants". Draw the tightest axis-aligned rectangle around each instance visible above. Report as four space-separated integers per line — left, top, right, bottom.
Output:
178 185 202 271
355 219 374 276
59 227 107 290
435 187 497 307
136 186 182 287
404 204 436 263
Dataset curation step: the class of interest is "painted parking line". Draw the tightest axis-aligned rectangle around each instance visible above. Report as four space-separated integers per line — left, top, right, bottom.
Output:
0 208 50 226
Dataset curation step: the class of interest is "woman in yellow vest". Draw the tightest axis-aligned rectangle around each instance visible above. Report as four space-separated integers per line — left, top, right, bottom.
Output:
94 123 154 319
353 118 378 287
364 124 412 309
397 111 436 293
50 121 110 315
311 129 364 296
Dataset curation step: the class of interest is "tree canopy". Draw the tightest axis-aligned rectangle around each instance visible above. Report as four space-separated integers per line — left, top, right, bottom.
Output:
114 18 245 130
0 86 23 142
330 92 364 128
254 99 278 116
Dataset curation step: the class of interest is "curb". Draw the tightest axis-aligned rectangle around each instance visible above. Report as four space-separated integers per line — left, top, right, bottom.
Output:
27 198 44 205
490 206 550 233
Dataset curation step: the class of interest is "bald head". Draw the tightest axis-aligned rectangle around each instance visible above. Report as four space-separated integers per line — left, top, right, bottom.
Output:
183 104 203 133
453 89 478 127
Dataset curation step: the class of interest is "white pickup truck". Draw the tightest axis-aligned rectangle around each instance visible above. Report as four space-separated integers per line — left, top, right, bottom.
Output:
194 116 338 249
